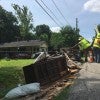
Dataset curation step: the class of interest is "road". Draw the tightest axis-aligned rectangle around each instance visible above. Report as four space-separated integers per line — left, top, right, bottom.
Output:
67 62 100 100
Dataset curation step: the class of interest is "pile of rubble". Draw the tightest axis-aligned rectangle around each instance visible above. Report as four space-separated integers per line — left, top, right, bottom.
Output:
4 50 81 100
22 50 81 100
16 73 78 100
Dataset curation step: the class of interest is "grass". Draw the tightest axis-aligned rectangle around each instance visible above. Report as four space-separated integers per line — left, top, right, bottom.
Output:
53 87 70 100
0 59 34 98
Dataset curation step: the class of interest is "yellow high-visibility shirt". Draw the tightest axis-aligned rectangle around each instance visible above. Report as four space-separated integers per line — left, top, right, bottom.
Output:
93 38 100 48
96 32 100 38
79 38 91 50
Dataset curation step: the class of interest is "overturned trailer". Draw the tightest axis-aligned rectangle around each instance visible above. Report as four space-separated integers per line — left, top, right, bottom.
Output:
23 55 70 86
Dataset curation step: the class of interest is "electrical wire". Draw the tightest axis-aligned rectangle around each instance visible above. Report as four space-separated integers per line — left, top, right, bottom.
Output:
40 0 64 26
35 0 61 27
51 0 70 25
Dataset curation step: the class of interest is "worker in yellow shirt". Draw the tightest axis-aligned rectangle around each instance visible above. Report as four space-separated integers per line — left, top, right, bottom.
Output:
71 36 91 62
92 25 100 63
78 37 91 61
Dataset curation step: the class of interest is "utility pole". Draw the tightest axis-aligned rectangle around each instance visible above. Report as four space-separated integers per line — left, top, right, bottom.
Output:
76 18 79 34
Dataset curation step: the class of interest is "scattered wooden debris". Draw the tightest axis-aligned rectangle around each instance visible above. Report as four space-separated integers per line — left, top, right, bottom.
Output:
62 49 81 69
16 73 77 100
19 50 81 100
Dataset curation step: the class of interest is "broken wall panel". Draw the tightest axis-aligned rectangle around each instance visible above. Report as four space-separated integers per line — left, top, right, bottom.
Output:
23 56 69 85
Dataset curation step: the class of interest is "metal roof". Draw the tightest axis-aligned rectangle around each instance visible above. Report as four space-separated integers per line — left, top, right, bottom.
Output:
0 40 47 48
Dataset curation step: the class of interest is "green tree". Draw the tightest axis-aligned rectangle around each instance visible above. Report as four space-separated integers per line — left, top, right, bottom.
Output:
12 4 34 40
35 24 51 45
60 25 80 47
50 32 65 50
35 24 50 35
97 24 100 32
39 34 48 42
0 6 20 43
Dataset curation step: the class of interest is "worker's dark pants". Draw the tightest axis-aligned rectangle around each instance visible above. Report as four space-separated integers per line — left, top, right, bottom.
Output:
93 47 100 63
83 47 91 62
83 50 88 61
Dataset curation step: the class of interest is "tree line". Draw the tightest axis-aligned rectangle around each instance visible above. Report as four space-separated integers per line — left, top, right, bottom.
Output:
0 4 80 51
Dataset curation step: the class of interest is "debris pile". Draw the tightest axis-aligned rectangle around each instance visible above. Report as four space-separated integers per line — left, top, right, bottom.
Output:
4 50 81 100
21 50 81 100
16 75 77 100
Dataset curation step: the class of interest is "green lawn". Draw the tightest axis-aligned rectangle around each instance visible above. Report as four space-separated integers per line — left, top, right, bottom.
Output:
0 59 34 98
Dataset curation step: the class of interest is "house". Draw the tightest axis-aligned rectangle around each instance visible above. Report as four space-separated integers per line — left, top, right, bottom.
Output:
0 40 48 58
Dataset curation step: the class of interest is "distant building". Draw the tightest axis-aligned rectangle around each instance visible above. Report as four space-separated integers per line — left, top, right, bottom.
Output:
0 40 48 58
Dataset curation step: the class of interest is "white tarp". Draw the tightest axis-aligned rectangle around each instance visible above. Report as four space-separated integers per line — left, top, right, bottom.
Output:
4 83 40 99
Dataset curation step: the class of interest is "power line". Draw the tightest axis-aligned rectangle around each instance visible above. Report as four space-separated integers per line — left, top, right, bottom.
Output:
51 0 70 25
35 0 61 27
40 0 64 26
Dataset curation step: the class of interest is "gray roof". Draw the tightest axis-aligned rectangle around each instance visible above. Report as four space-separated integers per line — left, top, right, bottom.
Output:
0 40 47 48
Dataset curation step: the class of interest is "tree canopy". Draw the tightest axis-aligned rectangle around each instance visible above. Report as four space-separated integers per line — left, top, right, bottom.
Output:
0 5 80 51
12 4 34 40
35 24 51 45
97 24 100 32
50 32 65 50
60 25 80 47
35 24 51 36
0 6 20 43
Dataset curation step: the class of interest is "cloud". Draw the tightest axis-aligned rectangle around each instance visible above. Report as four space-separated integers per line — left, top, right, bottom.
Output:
50 27 61 33
84 0 100 12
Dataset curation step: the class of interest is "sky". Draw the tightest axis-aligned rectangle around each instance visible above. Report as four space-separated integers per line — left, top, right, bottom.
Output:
0 0 100 42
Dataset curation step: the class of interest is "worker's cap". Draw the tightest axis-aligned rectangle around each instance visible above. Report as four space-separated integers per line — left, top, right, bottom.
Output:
78 37 83 40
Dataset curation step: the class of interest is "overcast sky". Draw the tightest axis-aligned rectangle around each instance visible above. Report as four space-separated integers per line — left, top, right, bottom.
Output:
0 0 100 41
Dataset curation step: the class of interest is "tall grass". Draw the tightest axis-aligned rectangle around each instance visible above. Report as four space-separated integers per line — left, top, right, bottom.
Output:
0 59 34 98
